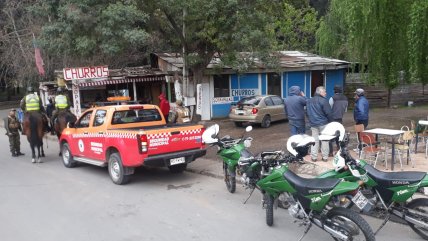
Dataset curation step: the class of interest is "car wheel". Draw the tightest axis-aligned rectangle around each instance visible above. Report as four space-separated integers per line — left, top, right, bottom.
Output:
234 122 243 127
62 143 77 168
261 115 271 128
108 152 130 185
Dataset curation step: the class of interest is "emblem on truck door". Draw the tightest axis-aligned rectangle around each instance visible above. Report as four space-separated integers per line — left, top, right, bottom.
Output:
78 139 85 152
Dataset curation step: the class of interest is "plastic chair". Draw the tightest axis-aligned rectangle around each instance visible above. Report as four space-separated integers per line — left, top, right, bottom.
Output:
394 126 415 170
360 133 383 168
411 120 428 158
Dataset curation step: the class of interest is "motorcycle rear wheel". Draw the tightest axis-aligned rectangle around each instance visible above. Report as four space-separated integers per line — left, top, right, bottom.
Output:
224 164 236 193
326 207 375 241
264 193 274 226
406 198 428 239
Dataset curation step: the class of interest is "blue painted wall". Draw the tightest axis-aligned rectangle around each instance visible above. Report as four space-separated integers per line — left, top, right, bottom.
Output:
213 73 260 119
305 72 311 98
212 103 232 118
284 71 306 97
326 69 345 98
211 69 345 119
261 73 267 95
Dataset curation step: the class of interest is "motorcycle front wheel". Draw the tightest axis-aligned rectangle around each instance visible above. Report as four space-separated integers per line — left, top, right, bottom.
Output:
264 193 274 226
406 198 428 239
224 164 236 193
326 207 375 241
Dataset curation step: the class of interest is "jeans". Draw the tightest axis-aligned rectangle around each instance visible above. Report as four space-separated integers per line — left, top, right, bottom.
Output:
310 125 329 160
289 119 306 135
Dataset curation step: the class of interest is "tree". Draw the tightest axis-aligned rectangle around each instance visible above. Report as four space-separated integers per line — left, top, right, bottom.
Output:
317 0 417 107
271 2 319 52
143 0 278 103
33 0 150 69
0 0 42 92
408 1 428 91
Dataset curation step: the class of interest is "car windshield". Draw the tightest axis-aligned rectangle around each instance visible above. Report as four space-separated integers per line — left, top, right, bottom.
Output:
112 109 162 124
237 96 261 106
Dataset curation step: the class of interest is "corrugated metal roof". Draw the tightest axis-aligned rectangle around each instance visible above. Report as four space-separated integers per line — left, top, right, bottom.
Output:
155 51 349 71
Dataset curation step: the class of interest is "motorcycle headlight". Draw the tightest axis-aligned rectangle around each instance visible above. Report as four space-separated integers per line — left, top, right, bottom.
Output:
244 139 252 148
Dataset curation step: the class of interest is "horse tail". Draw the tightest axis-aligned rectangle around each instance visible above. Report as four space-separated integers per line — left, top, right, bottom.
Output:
29 114 42 146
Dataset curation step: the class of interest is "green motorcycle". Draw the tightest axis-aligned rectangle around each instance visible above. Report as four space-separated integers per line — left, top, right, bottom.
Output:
256 134 375 241
318 122 428 240
202 124 283 193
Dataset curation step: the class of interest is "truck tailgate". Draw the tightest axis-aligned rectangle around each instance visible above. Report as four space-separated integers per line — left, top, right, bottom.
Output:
145 125 204 156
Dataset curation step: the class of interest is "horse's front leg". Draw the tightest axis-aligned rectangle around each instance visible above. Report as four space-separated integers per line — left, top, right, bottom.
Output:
31 144 36 163
37 145 43 163
41 141 45 157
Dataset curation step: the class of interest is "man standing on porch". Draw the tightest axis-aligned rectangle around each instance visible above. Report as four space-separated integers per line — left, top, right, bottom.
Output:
158 93 170 122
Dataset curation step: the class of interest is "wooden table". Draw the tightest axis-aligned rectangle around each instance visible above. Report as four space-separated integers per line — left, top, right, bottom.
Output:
363 128 405 170
415 120 428 153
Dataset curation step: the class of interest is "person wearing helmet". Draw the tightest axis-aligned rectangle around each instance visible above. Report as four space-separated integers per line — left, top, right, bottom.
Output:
50 87 72 135
20 86 44 113
168 99 191 124
19 86 50 132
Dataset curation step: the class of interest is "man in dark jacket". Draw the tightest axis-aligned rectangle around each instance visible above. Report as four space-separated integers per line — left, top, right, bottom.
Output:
353 88 369 128
284 86 307 135
328 85 348 156
306 86 333 162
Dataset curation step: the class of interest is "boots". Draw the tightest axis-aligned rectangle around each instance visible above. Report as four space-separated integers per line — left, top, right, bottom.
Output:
16 151 25 156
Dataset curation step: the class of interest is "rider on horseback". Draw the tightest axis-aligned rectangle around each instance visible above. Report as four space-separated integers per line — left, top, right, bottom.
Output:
20 86 50 132
50 87 72 135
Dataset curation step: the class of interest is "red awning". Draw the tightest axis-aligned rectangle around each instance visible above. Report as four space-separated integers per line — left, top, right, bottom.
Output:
78 76 165 87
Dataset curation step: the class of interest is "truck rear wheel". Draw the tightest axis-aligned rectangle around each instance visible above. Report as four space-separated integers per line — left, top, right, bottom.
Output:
108 153 130 185
168 163 187 173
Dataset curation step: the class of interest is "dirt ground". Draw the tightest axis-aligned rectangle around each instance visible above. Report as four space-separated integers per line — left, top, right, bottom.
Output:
201 105 428 162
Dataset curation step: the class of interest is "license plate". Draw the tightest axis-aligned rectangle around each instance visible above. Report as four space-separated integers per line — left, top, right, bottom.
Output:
170 157 185 165
352 190 370 210
235 109 245 115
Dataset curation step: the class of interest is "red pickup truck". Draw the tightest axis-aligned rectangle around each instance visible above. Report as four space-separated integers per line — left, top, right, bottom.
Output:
59 104 206 184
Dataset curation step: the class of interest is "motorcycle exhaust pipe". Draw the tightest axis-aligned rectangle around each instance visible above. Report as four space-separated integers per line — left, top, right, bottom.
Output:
324 225 348 240
393 209 428 229
313 219 348 240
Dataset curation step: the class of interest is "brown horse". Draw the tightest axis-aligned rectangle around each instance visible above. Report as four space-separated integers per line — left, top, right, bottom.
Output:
23 111 46 163
53 110 77 155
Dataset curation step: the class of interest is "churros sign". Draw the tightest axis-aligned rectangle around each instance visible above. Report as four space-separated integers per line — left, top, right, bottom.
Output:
63 66 109 80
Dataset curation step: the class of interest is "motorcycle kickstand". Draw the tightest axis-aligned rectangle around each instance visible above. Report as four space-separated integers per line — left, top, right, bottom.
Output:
243 187 256 204
374 213 390 235
298 222 312 241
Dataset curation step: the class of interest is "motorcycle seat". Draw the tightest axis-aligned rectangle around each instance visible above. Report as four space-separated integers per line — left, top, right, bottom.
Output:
283 170 340 195
364 165 426 188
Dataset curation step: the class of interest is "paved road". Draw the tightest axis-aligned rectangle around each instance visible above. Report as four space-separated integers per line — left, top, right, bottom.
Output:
0 135 424 241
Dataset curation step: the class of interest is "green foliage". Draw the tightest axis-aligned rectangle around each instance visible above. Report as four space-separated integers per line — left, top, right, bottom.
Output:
408 1 428 85
144 0 278 73
317 0 417 91
272 2 319 52
33 0 149 60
